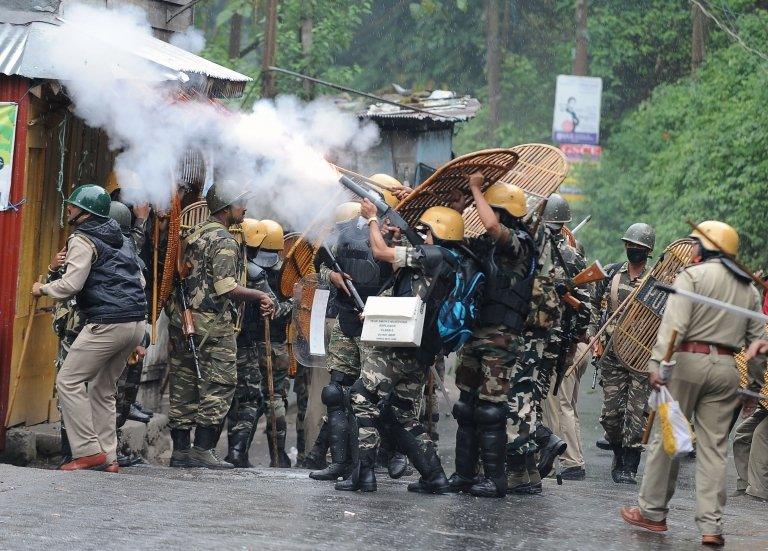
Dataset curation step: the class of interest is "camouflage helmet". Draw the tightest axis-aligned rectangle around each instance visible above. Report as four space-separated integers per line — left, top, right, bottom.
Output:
108 201 132 233
542 193 572 223
66 184 111 217
205 181 249 214
622 222 655 250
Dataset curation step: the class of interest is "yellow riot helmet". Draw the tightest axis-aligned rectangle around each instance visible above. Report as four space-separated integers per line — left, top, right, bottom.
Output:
418 206 464 242
105 169 141 196
484 183 527 218
254 219 285 251
241 218 262 247
368 173 402 190
689 220 739 256
334 202 362 224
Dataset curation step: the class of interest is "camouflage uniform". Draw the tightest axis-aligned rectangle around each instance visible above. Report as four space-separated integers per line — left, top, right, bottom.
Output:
226 344 262 440
293 361 311 460
594 261 650 450
167 218 242 431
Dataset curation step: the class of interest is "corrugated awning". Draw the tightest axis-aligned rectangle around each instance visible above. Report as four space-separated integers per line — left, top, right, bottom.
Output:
0 20 252 98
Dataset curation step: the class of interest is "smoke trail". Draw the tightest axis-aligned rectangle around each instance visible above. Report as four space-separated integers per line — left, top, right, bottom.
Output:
49 3 379 231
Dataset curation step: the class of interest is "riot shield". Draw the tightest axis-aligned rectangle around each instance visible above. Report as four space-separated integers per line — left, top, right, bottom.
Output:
291 274 332 367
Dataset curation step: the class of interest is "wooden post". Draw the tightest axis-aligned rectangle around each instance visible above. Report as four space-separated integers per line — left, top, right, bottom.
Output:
691 2 706 75
484 0 501 142
261 0 279 99
573 0 589 76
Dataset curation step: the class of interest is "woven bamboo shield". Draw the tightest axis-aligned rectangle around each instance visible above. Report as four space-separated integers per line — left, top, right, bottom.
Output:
394 148 520 234
612 238 695 373
279 236 319 301
736 329 768 408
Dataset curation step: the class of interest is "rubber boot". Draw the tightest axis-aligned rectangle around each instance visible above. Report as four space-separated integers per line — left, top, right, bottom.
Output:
388 451 409 479
169 428 191 468
506 453 531 494
617 447 641 485
534 424 567 478
303 420 330 470
469 401 508 498
226 430 253 468
334 447 377 492
611 442 625 483
310 409 349 480
266 418 291 468
187 425 234 469
526 452 542 494
447 392 479 494
59 426 73 466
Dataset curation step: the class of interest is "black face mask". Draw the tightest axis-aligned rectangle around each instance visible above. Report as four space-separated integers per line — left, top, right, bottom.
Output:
626 248 649 264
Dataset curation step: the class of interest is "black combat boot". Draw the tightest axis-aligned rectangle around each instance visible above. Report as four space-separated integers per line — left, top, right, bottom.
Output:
534 423 567 478
617 447 641 485
506 453 531 494
406 445 450 495
169 428 191 468
525 452 542 494
447 391 479 493
309 408 350 479
188 425 234 469
388 451 409 479
611 442 625 483
127 403 151 424
267 418 292 468
59 426 73 466
596 435 611 451
334 447 377 492
469 401 508 498
303 420 330 470
226 430 253 468
134 402 154 418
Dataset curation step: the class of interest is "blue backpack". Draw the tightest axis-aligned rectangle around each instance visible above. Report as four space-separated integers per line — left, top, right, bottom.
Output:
435 248 485 353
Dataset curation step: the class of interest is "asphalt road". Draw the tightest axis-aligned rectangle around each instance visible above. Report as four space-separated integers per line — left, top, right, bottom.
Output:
0 376 765 550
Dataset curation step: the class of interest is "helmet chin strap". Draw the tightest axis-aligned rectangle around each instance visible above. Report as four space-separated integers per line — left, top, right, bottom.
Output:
67 211 89 226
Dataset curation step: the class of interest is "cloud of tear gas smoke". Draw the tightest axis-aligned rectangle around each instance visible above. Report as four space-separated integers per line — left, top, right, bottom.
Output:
49 3 379 231
169 27 205 54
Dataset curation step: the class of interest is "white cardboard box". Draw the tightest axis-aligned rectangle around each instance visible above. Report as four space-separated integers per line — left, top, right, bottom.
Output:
361 296 426 347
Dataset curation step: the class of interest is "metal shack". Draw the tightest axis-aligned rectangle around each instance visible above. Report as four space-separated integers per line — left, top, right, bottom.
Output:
0 0 250 447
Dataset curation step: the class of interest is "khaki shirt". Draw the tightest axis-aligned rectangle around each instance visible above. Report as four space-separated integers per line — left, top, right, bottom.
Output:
42 234 97 300
649 259 766 389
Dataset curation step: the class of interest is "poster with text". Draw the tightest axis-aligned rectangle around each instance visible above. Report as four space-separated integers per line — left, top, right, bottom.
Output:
0 103 18 211
552 76 602 145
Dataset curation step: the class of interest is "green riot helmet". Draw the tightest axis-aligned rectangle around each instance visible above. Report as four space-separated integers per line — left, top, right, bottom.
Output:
622 222 655 250
65 184 111 217
205 181 249 214
542 193 572 223
108 201 132 233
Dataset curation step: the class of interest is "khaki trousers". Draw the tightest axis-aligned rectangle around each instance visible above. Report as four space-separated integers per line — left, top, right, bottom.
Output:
733 408 768 500
543 343 590 468
56 320 146 462
638 351 740 536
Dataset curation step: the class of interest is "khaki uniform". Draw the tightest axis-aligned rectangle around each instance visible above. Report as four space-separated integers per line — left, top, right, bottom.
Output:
733 406 768 500
638 258 765 536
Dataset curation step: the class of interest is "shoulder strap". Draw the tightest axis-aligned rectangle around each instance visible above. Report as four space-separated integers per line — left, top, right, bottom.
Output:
609 270 622 312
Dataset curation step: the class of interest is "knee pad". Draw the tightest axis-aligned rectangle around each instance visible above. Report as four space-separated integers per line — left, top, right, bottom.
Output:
474 400 507 428
321 382 345 409
350 378 378 405
330 369 356 387
452 390 477 425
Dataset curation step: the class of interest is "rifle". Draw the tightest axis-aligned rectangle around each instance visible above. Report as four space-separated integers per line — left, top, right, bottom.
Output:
571 215 591 235
264 318 279 466
176 278 202 379
338 175 424 246
551 260 608 396
322 245 365 311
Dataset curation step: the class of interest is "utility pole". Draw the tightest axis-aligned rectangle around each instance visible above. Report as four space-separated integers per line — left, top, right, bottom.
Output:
485 0 501 142
300 17 314 98
573 0 588 76
261 0 279 98
228 13 243 60
691 2 706 74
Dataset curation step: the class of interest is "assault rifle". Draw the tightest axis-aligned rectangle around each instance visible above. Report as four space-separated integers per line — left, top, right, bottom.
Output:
551 260 608 396
339 175 424 246
176 278 202 379
322 245 365 312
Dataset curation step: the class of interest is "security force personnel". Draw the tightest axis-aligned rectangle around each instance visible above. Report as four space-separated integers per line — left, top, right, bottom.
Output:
309 200 397 481
449 175 536 498
620 221 765 547
338 200 471 494
33 184 147 472
168 183 274 470
594 222 655 484
733 401 768 502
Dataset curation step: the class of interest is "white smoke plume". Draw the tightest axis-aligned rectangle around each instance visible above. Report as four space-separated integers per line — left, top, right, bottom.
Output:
50 3 379 231
169 27 205 54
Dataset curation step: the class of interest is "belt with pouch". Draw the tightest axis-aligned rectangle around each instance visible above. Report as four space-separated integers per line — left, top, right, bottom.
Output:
678 341 735 356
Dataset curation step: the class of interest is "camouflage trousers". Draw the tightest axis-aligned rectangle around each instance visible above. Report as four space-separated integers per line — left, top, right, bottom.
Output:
168 324 237 430
293 362 311 457
598 348 652 449
419 355 445 441
327 321 365 379
258 341 290 426
227 345 263 437
456 326 522 403
531 330 562 423
352 346 431 455
506 329 547 456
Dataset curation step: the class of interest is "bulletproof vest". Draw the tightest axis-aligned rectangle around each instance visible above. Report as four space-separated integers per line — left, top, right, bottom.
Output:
335 221 392 338
478 227 537 333
241 259 288 344
74 218 147 324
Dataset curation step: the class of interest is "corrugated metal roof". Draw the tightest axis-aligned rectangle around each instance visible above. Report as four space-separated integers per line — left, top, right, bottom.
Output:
361 94 481 123
0 20 251 98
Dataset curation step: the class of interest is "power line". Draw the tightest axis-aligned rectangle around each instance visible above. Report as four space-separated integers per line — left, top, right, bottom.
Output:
689 0 768 66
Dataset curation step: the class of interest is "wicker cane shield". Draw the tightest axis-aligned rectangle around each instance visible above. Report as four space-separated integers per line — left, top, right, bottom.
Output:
611 238 695 373
736 329 768 408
